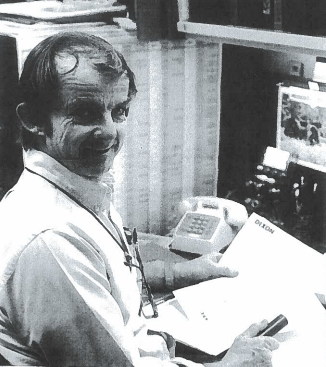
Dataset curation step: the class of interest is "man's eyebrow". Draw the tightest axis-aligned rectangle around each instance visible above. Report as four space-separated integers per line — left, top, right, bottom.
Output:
65 97 104 110
107 98 131 110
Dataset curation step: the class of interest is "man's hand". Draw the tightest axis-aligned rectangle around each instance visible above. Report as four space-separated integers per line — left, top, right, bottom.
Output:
173 252 238 289
223 320 279 367
204 320 279 367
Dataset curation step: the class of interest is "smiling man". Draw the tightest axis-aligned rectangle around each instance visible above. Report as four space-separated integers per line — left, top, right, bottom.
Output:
0 32 278 366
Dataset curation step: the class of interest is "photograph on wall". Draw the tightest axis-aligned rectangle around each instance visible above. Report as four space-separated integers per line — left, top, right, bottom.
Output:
277 85 326 171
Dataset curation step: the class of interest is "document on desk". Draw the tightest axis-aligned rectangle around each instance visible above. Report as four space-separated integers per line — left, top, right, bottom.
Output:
148 213 326 366
216 212 326 297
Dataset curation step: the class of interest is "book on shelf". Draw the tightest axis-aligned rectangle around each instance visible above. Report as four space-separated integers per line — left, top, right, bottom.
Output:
262 0 274 29
281 0 308 34
188 0 237 26
225 0 238 26
307 0 326 36
237 0 264 28
273 0 282 30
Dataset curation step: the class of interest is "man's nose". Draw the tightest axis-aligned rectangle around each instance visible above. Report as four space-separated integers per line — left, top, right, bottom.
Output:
93 112 117 141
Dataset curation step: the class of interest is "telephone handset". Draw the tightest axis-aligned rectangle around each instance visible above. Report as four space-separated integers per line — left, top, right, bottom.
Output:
171 197 248 255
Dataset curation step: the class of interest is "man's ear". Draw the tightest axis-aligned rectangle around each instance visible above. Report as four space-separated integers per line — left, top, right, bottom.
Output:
16 102 45 136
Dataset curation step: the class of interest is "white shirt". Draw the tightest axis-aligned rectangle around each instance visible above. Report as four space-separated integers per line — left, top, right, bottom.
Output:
0 150 201 367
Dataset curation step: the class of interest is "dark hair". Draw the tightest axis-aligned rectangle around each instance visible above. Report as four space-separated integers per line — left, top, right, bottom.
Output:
19 31 137 150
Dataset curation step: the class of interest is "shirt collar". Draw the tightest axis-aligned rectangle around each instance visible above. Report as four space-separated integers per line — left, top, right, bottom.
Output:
24 149 113 214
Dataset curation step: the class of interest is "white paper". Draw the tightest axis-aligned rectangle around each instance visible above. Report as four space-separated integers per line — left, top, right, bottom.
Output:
218 213 326 296
150 213 326 366
173 277 326 365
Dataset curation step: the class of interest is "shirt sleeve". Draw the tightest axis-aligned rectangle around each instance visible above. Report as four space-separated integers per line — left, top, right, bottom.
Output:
4 227 203 367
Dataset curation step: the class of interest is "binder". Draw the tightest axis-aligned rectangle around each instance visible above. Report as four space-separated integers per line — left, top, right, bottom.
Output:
238 0 264 28
308 0 326 36
262 0 274 29
282 0 308 34
226 0 239 26
273 0 282 30
188 0 231 25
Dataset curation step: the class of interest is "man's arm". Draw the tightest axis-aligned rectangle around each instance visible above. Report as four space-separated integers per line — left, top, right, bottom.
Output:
5 229 197 367
143 197 246 291
144 252 238 291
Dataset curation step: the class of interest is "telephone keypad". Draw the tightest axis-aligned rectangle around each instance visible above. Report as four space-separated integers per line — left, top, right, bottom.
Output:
177 213 221 240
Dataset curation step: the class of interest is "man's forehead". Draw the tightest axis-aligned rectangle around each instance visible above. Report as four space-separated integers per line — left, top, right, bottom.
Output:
54 48 122 76
56 72 129 108
55 52 129 96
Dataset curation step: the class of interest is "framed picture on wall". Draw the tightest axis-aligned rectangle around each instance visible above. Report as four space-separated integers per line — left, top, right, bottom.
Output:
277 85 326 173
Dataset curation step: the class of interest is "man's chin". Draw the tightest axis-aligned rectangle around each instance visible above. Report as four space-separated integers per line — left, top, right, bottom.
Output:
73 162 113 181
71 153 116 180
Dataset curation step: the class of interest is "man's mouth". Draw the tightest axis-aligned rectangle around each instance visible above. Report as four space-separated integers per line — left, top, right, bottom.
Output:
82 144 118 159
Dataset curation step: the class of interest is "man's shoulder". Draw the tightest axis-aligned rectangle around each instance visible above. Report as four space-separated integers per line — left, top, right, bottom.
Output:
0 170 86 254
0 169 78 220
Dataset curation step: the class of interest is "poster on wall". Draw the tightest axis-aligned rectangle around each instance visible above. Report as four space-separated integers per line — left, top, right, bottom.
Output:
277 85 326 172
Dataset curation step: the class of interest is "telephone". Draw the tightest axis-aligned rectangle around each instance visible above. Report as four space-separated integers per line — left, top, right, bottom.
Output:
171 196 248 255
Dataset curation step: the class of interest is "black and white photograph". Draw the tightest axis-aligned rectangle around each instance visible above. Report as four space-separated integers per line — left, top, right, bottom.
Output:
0 0 326 366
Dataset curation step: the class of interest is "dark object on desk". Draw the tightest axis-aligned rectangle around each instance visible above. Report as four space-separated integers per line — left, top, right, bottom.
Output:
0 352 10 366
175 341 220 364
168 245 201 260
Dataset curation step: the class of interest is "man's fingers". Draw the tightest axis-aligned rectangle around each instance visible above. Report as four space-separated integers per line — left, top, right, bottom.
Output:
203 252 223 263
242 320 268 338
214 266 238 278
213 252 223 263
255 336 280 351
205 253 238 278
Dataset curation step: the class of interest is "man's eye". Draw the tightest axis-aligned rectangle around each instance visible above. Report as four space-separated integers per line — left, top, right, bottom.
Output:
111 107 127 123
73 108 100 123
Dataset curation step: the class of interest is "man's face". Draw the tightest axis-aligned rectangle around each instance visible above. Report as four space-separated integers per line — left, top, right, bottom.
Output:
42 53 130 180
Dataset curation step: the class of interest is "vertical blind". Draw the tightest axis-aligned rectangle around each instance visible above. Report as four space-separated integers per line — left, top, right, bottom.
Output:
111 39 221 235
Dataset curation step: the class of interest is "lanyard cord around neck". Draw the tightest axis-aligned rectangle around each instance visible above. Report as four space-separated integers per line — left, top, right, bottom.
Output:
25 167 130 256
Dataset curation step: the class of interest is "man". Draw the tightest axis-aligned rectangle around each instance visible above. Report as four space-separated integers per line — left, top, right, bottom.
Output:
0 32 278 366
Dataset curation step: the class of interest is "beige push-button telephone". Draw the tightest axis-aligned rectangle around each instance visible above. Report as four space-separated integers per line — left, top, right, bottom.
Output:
171 197 246 255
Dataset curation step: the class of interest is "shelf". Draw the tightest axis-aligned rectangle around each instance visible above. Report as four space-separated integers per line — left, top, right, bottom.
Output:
177 21 326 55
